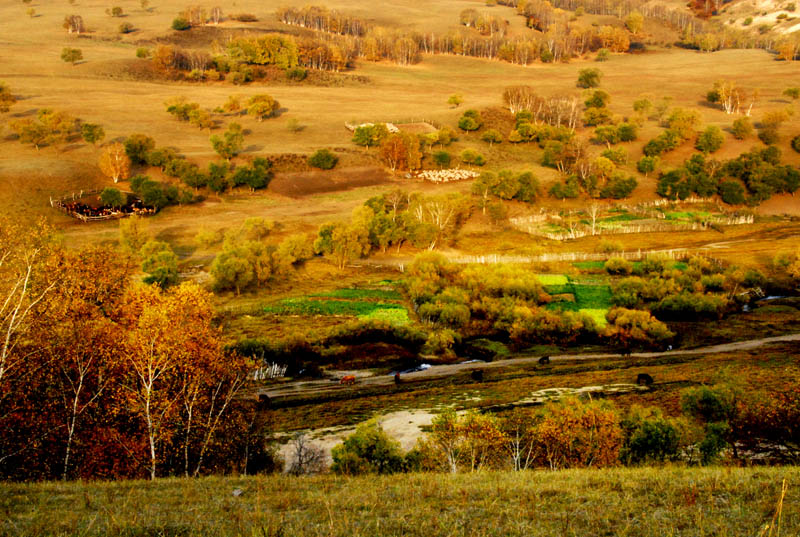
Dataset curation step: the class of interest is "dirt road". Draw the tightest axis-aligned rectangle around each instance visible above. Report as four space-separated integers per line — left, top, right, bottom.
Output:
258 332 800 401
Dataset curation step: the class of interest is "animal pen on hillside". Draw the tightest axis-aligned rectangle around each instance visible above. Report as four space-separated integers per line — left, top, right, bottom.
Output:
51 190 155 222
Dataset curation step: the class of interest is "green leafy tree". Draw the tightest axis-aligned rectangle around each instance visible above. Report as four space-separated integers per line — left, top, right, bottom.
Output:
695 125 725 154
458 109 483 131
125 134 156 165
783 87 800 100
636 155 660 177
119 215 151 253
314 208 372 269
308 149 338 170
433 151 451 168
352 123 389 148
210 122 244 160
577 68 602 88
61 48 83 65
140 240 179 288
100 187 125 208
172 17 190 30
480 129 502 146
80 123 105 146
331 420 407 475
447 94 463 108
731 117 753 140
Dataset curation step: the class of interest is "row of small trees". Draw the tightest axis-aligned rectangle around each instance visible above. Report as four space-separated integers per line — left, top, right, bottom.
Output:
326 377 800 475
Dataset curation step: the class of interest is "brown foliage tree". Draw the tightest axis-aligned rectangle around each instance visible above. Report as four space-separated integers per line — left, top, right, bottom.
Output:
99 142 132 183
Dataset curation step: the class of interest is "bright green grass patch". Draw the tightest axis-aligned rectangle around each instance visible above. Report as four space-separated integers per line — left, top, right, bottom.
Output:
358 307 410 325
600 213 644 222
579 308 608 327
535 274 569 286
264 299 406 317
572 261 605 270
544 284 573 295
575 284 613 309
665 211 712 221
311 288 403 301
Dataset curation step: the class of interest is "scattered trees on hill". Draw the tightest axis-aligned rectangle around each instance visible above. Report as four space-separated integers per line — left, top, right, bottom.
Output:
211 220 313 293
458 109 483 131
10 109 77 150
705 80 758 116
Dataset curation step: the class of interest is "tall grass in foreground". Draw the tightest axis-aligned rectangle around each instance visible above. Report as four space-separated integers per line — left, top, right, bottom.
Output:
1 466 797 536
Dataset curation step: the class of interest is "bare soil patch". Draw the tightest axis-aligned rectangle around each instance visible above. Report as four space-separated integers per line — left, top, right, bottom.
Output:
269 166 392 197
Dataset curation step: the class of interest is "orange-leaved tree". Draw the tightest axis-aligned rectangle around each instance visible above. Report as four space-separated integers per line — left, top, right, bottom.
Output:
99 142 131 183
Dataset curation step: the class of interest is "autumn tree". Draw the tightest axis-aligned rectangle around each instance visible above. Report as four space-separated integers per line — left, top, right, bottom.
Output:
0 82 16 113
624 11 644 34
379 133 422 171
120 282 231 480
532 398 622 469
119 215 151 253
63 14 85 34
99 142 132 183
604 307 674 350
447 94 463 108
10 109 76 150
247 94 280 121
61 48 83 65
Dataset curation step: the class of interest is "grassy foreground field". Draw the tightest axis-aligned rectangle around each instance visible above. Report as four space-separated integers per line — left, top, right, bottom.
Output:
1 467 795 537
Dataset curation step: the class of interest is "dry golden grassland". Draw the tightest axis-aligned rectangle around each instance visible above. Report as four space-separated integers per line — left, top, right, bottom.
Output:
1 466 797 536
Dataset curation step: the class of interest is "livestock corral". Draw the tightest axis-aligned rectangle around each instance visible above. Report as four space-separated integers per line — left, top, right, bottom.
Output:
415 168 480 183
51 191 155 222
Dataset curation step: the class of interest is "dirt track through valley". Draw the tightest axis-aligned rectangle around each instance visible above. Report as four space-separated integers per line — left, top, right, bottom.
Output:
258 332 800 401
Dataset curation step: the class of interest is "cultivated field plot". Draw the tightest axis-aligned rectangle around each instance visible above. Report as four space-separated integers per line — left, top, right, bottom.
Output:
540 273 613 325
263 285 411 325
